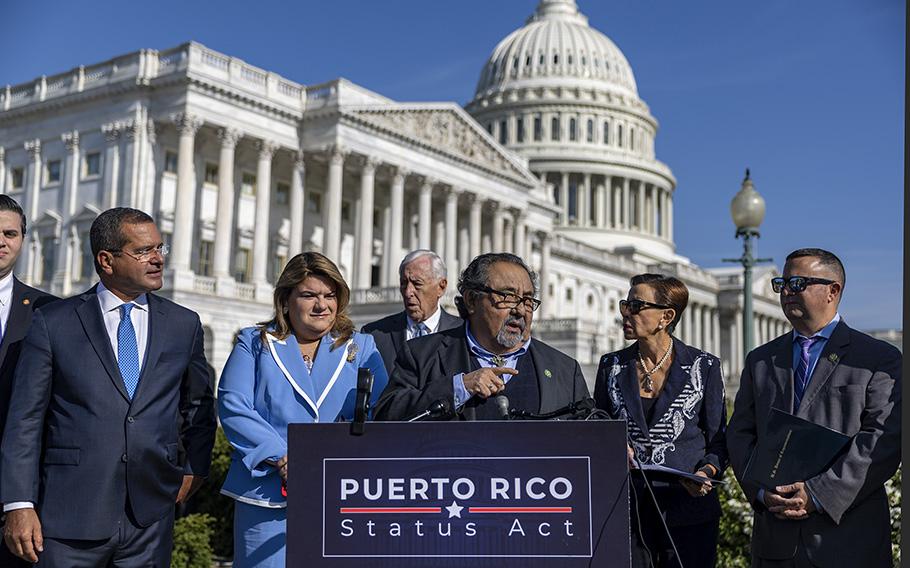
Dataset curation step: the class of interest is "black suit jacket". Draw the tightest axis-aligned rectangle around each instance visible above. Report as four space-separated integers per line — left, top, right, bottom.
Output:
594 338 727 526
727 321 901 567
362 308 462 376
0 286 217 540
374 324 589 421
0 278 57 448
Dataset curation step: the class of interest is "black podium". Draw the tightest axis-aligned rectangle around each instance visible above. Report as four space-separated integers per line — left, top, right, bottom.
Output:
287 420 630 567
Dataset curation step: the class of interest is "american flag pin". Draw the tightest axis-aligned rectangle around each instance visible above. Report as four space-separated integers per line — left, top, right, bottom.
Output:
22 298 30 305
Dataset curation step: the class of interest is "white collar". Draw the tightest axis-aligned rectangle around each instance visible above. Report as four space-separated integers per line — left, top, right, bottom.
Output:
97 280 149 313
408 303 442 333
0 272 14 306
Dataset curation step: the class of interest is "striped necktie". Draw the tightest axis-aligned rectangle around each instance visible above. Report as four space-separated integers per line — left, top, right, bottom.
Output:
793 335 820 411
118 304 141 399
414 322 430 338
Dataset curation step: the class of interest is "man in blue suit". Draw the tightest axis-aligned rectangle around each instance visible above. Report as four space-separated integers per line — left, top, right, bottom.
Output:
1 208 216 566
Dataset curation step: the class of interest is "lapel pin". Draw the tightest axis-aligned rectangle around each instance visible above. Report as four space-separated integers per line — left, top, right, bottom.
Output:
346 343 359 363
22 298 30 305
828 353 839 363
544 369 552 378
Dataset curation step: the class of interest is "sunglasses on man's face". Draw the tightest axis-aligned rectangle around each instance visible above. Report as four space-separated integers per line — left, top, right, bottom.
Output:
771 276 835 294
619 299 671 315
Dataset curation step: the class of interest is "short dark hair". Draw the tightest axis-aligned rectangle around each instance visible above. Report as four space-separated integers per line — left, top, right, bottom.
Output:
90 207 156 275
0 195 27 235
785 248 846 287
454 253 539 319
629 273 689 334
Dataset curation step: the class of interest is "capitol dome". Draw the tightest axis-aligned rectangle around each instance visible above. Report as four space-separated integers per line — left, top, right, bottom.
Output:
474 0 638 100
466 0 678 263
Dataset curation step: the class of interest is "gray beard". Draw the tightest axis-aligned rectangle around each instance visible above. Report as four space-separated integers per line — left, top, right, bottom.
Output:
495 319 526 349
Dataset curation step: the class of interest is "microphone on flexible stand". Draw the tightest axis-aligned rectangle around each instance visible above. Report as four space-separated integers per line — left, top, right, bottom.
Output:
493 395 511 420
510 397 597 420
406 399 454 422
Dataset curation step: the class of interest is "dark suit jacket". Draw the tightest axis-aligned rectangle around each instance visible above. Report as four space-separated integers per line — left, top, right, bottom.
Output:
594 338 728 526
727 321 901 567
374 324 589 421
0 278 57 449
0 286 217 540
362 308 462 376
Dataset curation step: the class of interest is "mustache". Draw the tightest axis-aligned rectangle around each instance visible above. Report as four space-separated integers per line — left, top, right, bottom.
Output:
501 315 526 332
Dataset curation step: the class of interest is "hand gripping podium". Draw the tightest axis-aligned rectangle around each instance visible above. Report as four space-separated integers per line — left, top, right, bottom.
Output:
287 420 630 567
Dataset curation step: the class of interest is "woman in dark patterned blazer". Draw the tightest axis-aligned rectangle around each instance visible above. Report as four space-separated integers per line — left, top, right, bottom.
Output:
594 274 727 568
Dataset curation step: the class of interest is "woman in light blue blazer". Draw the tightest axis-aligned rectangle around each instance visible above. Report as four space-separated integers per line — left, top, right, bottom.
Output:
218 252 389 568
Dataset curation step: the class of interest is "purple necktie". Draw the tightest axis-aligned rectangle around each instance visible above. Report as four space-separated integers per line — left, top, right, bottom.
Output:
793 336 820 411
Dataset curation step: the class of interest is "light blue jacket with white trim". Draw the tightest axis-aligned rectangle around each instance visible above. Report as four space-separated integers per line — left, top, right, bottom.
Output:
218 327 388 507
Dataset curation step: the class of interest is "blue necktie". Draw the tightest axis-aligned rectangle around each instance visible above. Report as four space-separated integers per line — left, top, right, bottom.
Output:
793 336 819 411
118 304 141 399
414 322 430 338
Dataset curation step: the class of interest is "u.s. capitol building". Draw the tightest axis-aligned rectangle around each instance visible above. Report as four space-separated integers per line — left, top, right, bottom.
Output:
0 0 787 387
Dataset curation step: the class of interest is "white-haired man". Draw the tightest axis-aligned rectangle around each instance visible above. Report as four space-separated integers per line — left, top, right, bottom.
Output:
363 250 462 375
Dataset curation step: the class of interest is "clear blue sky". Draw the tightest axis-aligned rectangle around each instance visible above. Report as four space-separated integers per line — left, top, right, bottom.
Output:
1 0 904 329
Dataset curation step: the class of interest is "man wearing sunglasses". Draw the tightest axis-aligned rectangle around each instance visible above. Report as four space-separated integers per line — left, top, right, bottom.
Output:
728 248 901 568
375 252 588 421
1 208 217 566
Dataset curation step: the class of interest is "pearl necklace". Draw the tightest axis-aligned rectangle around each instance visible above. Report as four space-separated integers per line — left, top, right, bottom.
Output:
637 339 672 393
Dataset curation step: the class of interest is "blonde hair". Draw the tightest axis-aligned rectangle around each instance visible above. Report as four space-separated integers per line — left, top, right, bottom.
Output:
258 252 354 349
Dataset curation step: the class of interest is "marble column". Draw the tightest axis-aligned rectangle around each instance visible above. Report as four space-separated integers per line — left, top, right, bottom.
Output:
578 173 590 227
22 139 41 284
594 182 605 228
444 187 459 279
539 232 551 317
637 181 646 230
418 177 433 250
657 188 665 237
622 177 631 229
252 140 276 287
213 128 240 280
667 191 674 241
101 122 121 210
288 152 306 260
468 193 482 259
54 131 80 295
323 145 345 263
512 208 526 258
712 309 721 357
0 147 5 194
386 167 406 285
170 112 202 273
491 201 504 252
612 179 621 228
560 172 569 225
355 157 377 290
458 222 470 273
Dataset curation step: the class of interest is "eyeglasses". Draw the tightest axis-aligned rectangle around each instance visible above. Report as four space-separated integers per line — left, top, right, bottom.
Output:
111 243 169 263
475 285 542 312
619 299 671 315
771 276 835 294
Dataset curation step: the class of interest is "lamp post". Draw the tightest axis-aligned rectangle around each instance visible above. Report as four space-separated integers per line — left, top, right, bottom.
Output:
723 169 772 355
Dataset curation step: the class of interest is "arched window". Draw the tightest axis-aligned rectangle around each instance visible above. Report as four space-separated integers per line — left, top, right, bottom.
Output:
603 120 610 144
586 119 594 142
617 124 624 147
551 116 560 141
534 115 543 141
516 117 525 143
569 118 577 141
553 53 559 65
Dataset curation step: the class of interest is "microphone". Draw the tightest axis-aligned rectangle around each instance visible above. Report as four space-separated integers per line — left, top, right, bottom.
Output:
493 395 511 420
511 397 597 420
406 399 454 422
350 368 373 436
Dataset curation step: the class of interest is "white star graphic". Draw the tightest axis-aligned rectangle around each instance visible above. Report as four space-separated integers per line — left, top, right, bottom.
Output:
445 500 464 519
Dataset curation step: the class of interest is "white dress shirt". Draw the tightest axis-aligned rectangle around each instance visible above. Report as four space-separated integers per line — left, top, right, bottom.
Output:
405 304 443 340
3 281 150 513
0 271 13 341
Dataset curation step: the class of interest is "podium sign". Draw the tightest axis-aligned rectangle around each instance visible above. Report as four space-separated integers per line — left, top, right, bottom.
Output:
288 420 630 567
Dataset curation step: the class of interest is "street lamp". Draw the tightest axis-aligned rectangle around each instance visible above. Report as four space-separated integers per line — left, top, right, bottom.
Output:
723 169 772 355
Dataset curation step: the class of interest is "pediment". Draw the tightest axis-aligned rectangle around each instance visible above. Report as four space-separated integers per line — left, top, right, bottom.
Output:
346 104 537 186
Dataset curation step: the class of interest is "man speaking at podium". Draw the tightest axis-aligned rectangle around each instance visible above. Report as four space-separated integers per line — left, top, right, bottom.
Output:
375 252 588 421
